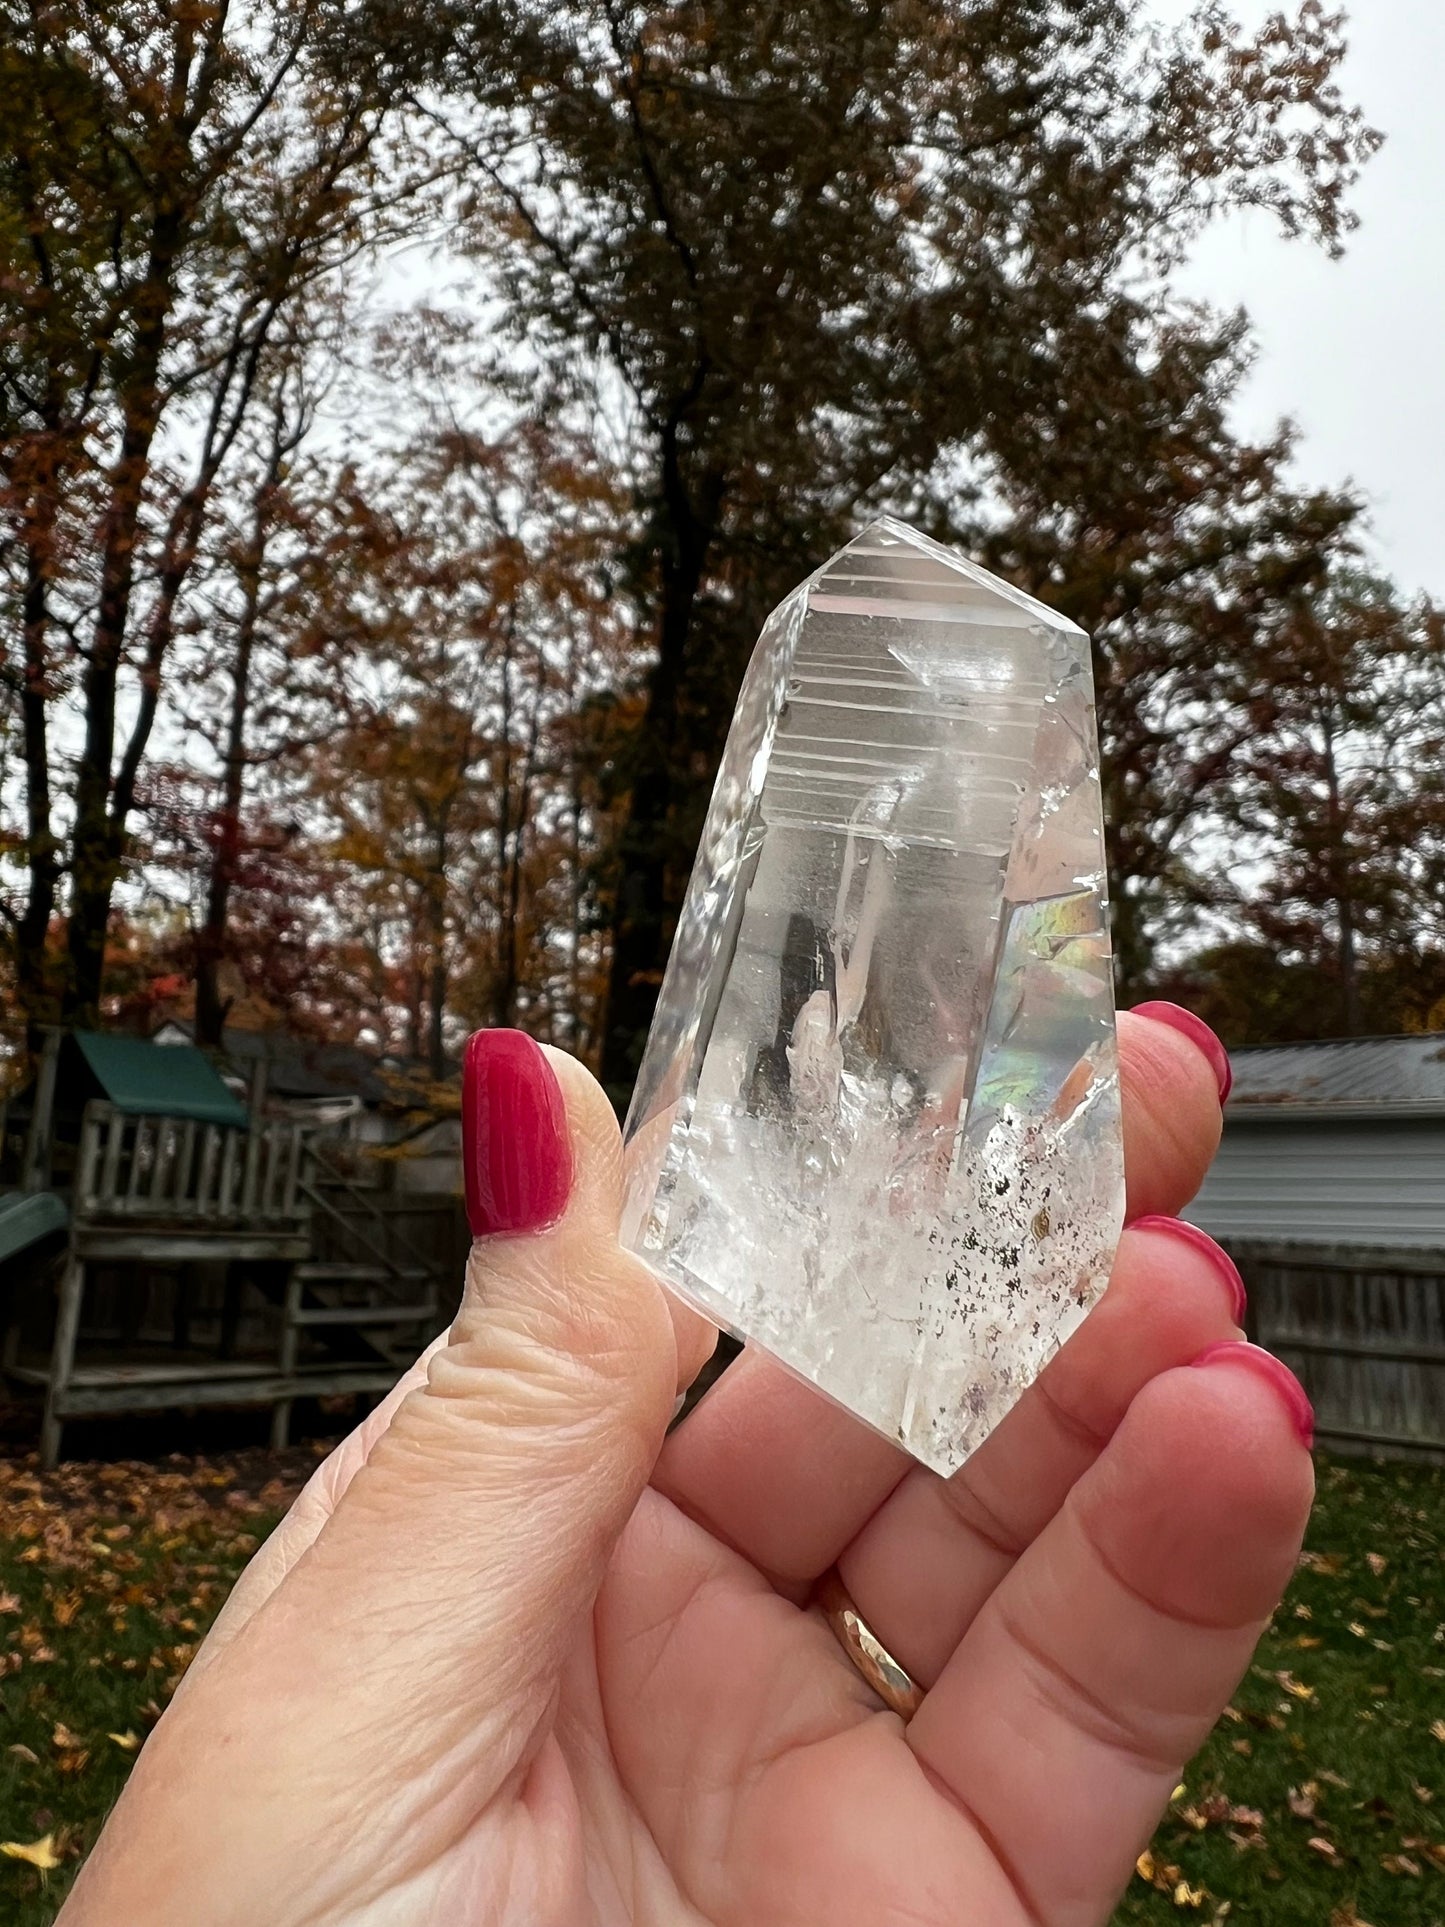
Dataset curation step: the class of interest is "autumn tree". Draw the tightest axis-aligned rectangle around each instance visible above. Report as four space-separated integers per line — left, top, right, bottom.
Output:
292 399 633 1073
0 0 440 1040
437 0 1381 1093
969 314 1369 995
1177 572 1445 1040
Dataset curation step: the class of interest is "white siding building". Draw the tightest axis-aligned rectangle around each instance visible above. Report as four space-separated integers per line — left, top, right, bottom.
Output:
1188 1035 1445 1460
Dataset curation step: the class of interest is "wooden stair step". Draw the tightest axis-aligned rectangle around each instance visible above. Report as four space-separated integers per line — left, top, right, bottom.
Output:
294 1261 429 1285
20 1362 401 1418
289 1303 437 1329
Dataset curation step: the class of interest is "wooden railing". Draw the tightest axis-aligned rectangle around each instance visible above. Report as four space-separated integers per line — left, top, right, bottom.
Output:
73 1102 307 1227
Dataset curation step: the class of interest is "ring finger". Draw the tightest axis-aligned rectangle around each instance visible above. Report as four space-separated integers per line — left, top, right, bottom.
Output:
833 1215 1246 1686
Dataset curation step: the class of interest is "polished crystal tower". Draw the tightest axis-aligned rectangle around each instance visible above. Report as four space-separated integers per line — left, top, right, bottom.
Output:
620 518 1124 1475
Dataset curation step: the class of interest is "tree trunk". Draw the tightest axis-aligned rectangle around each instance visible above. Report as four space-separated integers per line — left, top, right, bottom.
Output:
491 642 517 1032
427 956 448 1079
427 818 449 1080
1321 707 1362 1035
15 508 62 1045
194 460 276 1047
194 621 258 1048
567 744 586 1057
598 456 719 1099
62 220 183 1028
405 936 425 1061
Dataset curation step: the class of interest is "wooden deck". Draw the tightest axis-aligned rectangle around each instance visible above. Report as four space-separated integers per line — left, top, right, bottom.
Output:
5 1092 454 1464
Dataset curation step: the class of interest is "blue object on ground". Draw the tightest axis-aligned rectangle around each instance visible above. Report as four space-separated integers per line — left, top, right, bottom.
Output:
0 1189 69 1266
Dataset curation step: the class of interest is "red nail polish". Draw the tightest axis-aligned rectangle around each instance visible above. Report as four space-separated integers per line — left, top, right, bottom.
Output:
1130 1216 1247 1324
463 1031 573 1238
1189 1341 1314 1448
1130 1001 1233 1103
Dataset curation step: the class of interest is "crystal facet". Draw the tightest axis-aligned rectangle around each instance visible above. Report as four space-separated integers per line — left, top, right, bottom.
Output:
620 518 1124 1475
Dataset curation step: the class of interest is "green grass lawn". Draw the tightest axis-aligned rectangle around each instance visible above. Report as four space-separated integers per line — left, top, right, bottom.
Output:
1 1450 1440 1925
1115 1454 1444 1927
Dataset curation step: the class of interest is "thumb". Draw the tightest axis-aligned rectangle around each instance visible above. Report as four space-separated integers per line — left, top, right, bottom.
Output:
291 1029 687 1762
72 1036 698 1923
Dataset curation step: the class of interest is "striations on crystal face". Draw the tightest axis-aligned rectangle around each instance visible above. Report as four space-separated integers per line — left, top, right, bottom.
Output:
619 517 1125 1476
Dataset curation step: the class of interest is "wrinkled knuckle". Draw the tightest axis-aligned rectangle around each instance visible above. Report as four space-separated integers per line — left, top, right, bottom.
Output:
436 1247 676 1447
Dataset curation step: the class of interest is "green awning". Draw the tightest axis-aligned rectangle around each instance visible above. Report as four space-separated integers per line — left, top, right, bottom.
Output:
72 1033 248 1129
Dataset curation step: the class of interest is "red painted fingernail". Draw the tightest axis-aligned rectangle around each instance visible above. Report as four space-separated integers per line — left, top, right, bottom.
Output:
1190 1341 1314 1448
1131 1216 1247 1324
463 1031 573 1239
1131 1001 1233 1103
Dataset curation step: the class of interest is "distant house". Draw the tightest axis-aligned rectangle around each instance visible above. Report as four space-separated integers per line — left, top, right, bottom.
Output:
151 1023 462 1193
1189 1034 1445 1460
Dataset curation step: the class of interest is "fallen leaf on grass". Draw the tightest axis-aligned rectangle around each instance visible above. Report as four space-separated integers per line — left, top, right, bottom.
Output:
1300 1549 1346 1576
1329 1907 1375 1927
1287 1783 1318 1820
1308 1836 1343 1864
1366 1552 1388 1576
0 1592 21 1615
1430 1719 1445 1743
107 1731 138 1753
0 1834 60 1871
1172 1880 1208 1907
50 1722 82 1751
1276 1671 1315 1700
1380 1852 1422 1875
5 1745 38 1765
1138 1851 1184 1890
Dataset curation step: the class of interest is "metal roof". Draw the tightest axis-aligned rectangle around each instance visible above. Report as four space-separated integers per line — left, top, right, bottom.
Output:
72 1032 248 1128
1227 1032 1445 1119
153 1021 457 1105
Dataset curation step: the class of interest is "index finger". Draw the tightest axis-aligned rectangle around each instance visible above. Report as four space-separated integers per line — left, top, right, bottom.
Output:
651 1005 1229 1586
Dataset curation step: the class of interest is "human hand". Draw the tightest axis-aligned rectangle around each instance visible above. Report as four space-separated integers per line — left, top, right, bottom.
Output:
60 1011 1312 1927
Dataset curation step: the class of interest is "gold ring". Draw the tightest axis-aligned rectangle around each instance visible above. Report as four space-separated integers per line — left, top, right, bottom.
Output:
815 1567 924 1720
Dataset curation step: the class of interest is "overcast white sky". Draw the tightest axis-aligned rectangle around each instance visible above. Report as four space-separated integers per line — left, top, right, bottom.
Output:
1168 0 1443 597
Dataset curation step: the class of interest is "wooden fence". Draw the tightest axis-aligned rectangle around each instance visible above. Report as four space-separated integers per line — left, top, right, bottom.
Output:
1232 1241 1445 1461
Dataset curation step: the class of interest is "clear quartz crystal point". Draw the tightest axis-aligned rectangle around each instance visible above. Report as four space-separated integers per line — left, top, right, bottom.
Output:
619 517 1124 1475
